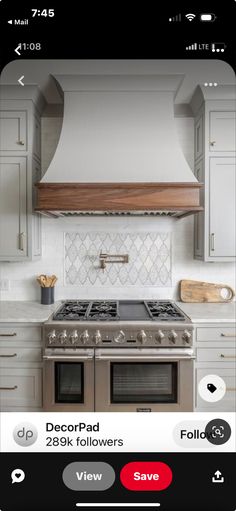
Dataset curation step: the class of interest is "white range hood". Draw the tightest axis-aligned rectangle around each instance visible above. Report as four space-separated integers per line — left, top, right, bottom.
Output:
36 74 202 217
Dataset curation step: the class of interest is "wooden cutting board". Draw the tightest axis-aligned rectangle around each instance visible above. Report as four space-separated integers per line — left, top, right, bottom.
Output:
180 280 235 303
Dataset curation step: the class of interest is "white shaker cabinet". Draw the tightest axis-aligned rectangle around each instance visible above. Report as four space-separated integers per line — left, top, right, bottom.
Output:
0 324 43 411
0 157 27 258
209 111 236 152
191 86 236 261
209 158 235 257
194 323 236 412
0 86 45 261
0 110 27 151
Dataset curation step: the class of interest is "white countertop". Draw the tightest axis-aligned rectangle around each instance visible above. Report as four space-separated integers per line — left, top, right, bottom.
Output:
177 301 236 323
0 301 61 323
0 300 235 324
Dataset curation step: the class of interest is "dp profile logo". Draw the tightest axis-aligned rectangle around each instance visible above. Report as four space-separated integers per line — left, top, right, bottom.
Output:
13 422 38 447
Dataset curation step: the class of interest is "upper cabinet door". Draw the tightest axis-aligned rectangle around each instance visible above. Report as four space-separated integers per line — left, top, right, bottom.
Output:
209 157 235 258
209 111 236 152
0 156 27 259
0 111 27 151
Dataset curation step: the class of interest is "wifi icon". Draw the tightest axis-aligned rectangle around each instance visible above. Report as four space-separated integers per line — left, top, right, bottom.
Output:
185 13 196 21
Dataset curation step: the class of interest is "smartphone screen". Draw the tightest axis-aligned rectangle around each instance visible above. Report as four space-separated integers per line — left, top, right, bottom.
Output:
0 2 235 510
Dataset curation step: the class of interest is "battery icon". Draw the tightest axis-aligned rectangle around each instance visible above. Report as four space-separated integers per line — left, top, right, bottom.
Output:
200 13 216 21
211 42 226 52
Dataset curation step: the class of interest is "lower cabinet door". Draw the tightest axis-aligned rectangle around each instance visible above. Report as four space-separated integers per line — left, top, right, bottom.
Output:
196 367 236 411
0 368 42 408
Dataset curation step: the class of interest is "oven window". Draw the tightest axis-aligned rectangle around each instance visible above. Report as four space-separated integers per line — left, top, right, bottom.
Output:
111 362 177 403
55 362 84 403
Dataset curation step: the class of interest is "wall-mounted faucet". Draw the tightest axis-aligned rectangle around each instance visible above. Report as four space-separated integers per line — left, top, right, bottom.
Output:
99 252 129 270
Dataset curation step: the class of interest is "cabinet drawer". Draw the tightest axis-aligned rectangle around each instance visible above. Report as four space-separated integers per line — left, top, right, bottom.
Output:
0 326 42 342
0 368 42 407
196 327 236 341
196 368 235 411
0 111 27 151
0 347 42 364
197 348 236 362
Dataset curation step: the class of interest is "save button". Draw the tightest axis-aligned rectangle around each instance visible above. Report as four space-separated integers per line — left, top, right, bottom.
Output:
120 462 172 491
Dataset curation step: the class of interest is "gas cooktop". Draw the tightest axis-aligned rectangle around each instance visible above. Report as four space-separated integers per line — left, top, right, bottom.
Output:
53 300 186 322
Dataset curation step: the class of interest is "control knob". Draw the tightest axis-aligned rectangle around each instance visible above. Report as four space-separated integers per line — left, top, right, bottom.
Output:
114 330 125 344
70 330 79 344
80 329 90 344
58 329 68 345
93 330 102 344
48 329 57 345
169 329 178 344
155 329 165 344
182 329 191 344
137 330 147 344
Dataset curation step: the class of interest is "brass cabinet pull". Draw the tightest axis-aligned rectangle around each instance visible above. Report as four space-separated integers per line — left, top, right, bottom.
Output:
0 353 17 358
221 333 236 337
0 333 17 337
19 232 26 251
227 388 236 392
0 385 18 391
210 233 215 251
220 354 236 359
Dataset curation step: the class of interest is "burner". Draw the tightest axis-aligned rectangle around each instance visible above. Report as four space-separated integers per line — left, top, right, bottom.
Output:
95 303 113 312
89 312 114 320
65 305 84 312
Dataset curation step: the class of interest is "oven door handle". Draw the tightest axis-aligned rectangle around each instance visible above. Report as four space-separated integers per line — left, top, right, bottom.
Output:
43 355 94 361
95 355 195 361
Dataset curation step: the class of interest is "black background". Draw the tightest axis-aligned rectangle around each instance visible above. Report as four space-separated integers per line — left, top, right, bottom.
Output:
0 0 235 70
0 453 236 511
1 452 235 511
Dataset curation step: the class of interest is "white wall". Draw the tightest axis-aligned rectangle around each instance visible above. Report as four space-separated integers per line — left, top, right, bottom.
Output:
0 117 234 301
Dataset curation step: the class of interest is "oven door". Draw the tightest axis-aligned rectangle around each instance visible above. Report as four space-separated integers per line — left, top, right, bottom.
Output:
43 349 94 411
95 348 194 412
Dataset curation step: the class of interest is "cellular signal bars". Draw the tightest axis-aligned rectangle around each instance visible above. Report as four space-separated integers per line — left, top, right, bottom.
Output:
186 43 197 50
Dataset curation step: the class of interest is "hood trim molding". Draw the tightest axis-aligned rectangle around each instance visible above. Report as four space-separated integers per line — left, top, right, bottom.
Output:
35 182 203 218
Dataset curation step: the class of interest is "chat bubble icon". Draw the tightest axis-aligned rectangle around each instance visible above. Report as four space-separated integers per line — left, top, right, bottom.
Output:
11 469 25 484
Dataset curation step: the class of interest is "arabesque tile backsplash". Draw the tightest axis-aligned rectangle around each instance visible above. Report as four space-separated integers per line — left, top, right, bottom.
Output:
64 232 171 287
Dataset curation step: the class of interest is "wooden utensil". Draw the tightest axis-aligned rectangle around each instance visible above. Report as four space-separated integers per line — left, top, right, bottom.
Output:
50 275 58 287
180 279 235 303
36 274 58 287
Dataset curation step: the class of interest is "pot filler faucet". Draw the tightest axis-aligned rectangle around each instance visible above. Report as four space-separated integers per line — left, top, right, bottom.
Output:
99 252 129 270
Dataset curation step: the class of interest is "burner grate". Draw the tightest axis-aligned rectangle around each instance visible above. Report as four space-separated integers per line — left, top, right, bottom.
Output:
53 301 90 320
145 301 185 321
53 300 120 321
87 301 120 321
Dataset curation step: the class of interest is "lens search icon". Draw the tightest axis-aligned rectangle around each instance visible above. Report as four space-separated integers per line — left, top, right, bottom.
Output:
11 469 25 484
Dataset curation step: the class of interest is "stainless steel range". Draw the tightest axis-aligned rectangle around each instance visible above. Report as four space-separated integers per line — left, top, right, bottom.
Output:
43 300 194 412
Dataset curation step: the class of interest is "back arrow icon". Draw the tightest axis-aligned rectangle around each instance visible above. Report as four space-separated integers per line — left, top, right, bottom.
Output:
14 44 21 56
18 76 24 86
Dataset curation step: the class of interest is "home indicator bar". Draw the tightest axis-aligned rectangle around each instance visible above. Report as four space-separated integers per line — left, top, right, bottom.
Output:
76 504 161 508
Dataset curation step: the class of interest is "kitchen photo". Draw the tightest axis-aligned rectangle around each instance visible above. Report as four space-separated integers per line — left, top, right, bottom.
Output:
0 59 235 413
